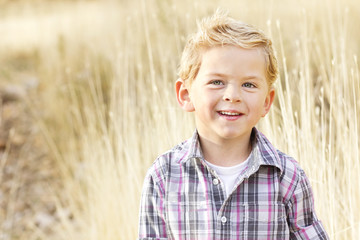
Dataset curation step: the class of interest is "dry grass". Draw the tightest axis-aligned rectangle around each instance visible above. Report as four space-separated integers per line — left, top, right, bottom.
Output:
0 0 359 239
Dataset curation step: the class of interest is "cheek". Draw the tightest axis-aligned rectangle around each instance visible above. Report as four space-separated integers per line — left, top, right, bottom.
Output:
195 91 215 104
195 99 218 117
247 96 266 112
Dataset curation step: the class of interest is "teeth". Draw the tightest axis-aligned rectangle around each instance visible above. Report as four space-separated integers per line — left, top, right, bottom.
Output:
220 111 241 116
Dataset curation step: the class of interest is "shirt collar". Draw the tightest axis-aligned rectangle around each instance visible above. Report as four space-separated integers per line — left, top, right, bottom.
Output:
179 128 283 173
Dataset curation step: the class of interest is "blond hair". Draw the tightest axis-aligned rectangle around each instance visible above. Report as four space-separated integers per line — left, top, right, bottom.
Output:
178 11 278 86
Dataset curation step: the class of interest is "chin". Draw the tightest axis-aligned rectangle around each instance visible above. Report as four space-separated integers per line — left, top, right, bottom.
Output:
218 131 244 140
217 127 251 139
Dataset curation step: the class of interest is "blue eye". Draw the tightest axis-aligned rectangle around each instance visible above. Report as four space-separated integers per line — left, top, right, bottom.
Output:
211 80 223 85
243 82 255 88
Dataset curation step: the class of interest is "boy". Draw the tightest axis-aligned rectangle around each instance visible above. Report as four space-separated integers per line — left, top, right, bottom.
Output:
138 11 329 240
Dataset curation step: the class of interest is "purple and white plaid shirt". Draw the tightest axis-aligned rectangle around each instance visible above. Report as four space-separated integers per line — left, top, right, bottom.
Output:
138 128 329 240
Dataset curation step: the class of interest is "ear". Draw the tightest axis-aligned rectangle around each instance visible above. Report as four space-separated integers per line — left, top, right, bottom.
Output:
175 78 195 112
262 87 275 117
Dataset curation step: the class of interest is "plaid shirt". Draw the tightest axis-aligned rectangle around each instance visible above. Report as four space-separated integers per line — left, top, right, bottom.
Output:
138 128 329 240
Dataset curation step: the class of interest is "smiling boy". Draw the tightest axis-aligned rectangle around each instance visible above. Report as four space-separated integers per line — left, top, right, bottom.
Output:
177 45 274 168
138 11 329 240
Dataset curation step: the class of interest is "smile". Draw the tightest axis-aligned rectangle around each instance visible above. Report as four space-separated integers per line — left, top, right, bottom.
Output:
218 111 242 116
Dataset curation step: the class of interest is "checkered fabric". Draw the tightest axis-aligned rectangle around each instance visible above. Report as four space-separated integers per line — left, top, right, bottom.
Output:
138 128 329 240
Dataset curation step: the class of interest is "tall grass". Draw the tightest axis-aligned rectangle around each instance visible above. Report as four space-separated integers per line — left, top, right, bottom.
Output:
0 0 359 239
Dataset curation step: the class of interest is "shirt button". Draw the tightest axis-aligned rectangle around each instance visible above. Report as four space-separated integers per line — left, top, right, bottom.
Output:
212 178 219 185
221 216 227 223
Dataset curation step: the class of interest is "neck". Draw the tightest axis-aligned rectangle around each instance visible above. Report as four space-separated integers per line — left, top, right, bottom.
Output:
198 133 252 167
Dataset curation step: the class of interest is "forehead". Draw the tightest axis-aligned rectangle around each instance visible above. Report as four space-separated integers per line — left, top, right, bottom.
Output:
197 45 266 77
200 45 265 59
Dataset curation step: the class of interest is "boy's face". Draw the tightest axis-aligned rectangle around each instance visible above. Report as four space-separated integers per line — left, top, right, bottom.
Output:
176 45 275 144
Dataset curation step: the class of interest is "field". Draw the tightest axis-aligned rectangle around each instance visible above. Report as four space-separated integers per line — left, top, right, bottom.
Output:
0 0 359 239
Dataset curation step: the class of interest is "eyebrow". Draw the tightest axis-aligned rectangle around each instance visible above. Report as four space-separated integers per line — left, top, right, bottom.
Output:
205 72 262 80
204 72 228 78
242 75 262 80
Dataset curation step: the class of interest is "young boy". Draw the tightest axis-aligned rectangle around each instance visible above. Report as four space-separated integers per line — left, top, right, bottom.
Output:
138 12 329 240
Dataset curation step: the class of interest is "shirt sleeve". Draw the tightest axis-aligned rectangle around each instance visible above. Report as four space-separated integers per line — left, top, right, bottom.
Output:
286 169 329 240
138 171 168 240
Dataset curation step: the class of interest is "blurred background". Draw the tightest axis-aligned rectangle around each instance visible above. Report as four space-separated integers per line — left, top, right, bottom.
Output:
0 0 359 239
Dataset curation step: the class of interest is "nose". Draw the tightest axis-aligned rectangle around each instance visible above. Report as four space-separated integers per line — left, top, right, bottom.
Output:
223 85 241 103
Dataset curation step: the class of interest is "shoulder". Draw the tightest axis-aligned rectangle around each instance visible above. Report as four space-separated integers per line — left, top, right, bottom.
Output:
276 149 302 175
254 129 304 179
276 149 310 203
144 138 192 186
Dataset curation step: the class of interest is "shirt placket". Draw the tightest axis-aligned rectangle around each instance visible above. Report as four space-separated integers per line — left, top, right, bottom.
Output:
204 165 232 239
203 157 262 239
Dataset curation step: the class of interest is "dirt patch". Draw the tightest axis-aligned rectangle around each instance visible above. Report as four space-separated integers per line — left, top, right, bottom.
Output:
0 80 60 239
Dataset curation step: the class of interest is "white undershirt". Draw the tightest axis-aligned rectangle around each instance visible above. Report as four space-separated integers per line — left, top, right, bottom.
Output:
205 154 250 197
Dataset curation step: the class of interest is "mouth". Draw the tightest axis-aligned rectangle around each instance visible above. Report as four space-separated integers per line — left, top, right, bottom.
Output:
218 111 243 116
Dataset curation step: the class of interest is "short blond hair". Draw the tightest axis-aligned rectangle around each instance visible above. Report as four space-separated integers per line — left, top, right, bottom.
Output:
178 11 278 86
